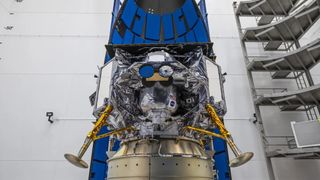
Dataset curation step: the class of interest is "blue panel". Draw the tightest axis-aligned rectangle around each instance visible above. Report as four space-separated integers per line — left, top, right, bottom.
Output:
93 128 110 161
132 8 146 36
145 14 161 40
90 161 107 180
111 30 123 44
176 36 186 43
214 129 231 180
111 0 121 31
123 30 134 44
164 39 175 44
134 35 145 44
162 14 175 40
121 0 137 28
186 31 196 42
194 20 209 42
182 0 199 28
145 39 159 44
173 9 187 36
89 126 109 180
112 140 121 151
104 53 111 63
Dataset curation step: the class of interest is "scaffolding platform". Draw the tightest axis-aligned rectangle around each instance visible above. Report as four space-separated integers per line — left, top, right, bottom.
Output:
255 84 320 110
242 0 320 50
235 0 300 25
235 0 299 16
267 147 320 159
234 0 320 178
247 38 320 72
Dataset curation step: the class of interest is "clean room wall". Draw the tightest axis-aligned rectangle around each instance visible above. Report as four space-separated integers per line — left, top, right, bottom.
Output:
0 0 320 180
0 0 113 179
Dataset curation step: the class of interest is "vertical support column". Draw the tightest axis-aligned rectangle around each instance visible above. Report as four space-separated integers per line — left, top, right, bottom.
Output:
294 41 315 87
232 2 276 180
305 70 315 86
294 37 320 117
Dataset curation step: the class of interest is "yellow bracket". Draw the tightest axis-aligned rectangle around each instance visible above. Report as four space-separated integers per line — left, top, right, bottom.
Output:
184 126 226 140
86 105 135 141
94 126 135 141
64 105 136 168
206 103 231 138
87 105 113 139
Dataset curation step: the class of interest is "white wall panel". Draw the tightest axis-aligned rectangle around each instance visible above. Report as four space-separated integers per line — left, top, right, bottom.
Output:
213 38 247 75
260 107 307 136
0 3 8 23
3 0 113 14
0 74 95 160
0 0 113 180
0 74 95 179
208 14 239 38
312 75 320 84
311 65 320 76
0 161 89 180
223 75 255 120
225 120 267 161
0 14 110 36
206 0 234 15
272 158 320 180
0 37 106 73
229 160 270 180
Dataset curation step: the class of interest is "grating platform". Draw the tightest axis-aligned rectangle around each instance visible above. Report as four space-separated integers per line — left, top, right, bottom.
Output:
255 84 320 109
267 147 320 159
247 38 320 72
235 0 299 16
242 0 320 50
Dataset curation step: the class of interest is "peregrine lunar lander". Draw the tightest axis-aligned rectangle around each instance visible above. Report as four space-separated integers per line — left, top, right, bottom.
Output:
64 0 253 179
64 44 253 179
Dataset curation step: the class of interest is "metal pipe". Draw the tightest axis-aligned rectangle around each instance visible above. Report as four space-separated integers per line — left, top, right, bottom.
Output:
205 104 230 137
78 138 93 159
94 127 135 140
64 105 113 168
87 105 113 139
184 126 226 140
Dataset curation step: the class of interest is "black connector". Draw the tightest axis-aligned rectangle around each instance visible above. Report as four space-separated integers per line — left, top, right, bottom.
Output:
46 112 54 123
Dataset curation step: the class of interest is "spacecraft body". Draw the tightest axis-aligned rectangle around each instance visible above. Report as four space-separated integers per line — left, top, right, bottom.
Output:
102 44 217 179
64 0 254 179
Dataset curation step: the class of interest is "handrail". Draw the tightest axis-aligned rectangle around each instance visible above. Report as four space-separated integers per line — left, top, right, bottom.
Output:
254 88 288 98
265 136 297 149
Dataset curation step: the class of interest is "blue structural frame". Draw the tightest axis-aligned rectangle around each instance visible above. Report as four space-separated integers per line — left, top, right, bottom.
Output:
89 1 231 180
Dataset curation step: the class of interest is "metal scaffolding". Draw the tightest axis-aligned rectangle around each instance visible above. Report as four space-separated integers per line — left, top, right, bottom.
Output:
233 0 320 180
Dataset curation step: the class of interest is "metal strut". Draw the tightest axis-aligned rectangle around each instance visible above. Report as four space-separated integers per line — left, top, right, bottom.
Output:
64 105 134 169
206 104 254 167
184 104 253 167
